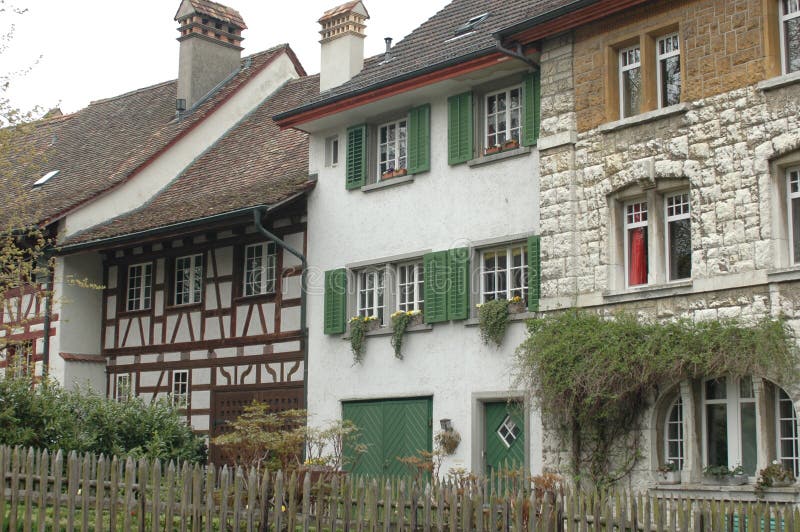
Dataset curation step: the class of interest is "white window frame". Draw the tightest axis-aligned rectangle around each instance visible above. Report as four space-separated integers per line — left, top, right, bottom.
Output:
396 262 424 313
624 200 649 288
656 33 681 108
777 388 800 477
788 168 800 264
325 135 339 167
243 242 277 297
665 192 691 281
484 85 522 149
377 119 407 177
479 244 528 303
172 370 189 409
126 262 152 311
115 374 131 402
174 254 203 306
701 377 759 475
664 396 685 470
357 269 385 324
781 0 800 74
619 45 642 118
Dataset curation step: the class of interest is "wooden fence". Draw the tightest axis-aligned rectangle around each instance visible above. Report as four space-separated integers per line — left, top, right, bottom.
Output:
1 445 799 531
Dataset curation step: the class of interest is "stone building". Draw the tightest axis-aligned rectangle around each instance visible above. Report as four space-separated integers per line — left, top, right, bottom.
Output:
499 0 800 500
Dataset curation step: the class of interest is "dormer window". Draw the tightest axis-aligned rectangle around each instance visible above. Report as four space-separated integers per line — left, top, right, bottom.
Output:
454 13 489 36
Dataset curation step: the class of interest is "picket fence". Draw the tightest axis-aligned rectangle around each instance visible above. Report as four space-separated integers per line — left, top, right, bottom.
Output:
1 445 799 531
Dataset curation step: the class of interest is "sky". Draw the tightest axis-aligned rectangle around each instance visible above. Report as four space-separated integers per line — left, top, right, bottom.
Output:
2 0 452 115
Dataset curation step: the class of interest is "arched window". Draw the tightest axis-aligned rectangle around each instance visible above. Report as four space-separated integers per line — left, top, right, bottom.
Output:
777 388 800 476
664 396 684 470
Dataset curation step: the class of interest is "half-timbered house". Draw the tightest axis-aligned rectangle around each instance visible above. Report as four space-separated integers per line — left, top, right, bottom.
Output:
1 0 316 461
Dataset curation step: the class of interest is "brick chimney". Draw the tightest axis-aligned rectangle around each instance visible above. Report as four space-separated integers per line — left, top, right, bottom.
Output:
318 1 370 92
174 0 247 110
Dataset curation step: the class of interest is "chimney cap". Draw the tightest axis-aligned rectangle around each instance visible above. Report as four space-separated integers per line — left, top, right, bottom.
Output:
318 0 369 24
175 0 247 30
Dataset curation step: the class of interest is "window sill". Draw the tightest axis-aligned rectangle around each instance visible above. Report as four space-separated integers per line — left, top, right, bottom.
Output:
361 174 415 192
650 483 800 503
467 146 531 167
464 311 536 327
341 323 433 339
603 280 693 303
757 71 800 92
767 265 800 283
165 302 202 312
118 307 152 317
598 103 689 134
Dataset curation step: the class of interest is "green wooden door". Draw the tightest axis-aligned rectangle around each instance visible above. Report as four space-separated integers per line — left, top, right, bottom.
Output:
484 401 525 474
342 397 432 477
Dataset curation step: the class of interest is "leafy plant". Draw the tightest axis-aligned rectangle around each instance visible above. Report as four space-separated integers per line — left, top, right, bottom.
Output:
211 402 305 471
390 310 421 359
657 460 679 473
477 298 510 347
349 316 377 364
703 464 736 477
756 460 795 496
515 310 796 489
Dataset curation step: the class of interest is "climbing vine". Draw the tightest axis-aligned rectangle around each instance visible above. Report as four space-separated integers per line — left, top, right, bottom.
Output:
514 310 797 489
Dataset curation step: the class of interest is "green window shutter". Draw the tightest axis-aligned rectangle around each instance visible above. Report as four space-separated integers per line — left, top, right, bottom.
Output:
323 268 347 334
346 124 367 189
423 251 449 323
522 71 541 147
447 92 473 165
527 236 541 312
407 104 431 174
447 247 470 320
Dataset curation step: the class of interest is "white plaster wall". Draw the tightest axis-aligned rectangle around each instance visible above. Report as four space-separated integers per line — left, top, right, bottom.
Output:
50 252 106 391
63 52 300 236
306 92 542 477
320 34 365 92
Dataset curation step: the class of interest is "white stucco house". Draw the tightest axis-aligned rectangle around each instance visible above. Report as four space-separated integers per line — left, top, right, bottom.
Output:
276 0 545 477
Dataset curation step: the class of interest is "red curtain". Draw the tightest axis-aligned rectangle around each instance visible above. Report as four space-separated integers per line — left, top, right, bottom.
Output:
629 228 647 285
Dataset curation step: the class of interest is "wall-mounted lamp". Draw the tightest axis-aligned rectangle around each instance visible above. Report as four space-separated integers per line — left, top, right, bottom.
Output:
440 418 453 432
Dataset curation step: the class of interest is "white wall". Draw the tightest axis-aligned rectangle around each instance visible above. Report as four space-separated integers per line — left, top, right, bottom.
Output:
305 82 542 476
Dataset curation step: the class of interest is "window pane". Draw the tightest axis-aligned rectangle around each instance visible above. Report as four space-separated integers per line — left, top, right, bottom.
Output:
660 55 681 107
793 196 800 263
740 402 757 476
706 379 727 400
668 218 691 280
622 67 641 117
706 403 728 467
786 16 800 73
628 227 648 286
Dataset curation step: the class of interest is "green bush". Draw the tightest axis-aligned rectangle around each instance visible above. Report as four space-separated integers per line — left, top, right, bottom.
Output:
0 370 205 463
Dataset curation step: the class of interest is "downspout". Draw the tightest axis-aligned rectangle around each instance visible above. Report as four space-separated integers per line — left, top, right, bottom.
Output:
252 207 308 413
494 38 538 67
40 250 54 379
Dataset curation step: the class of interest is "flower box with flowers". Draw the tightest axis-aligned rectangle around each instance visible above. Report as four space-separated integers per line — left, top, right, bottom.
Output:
507 296 526 315
484 145 502 156
656 461 681 484
381 168 408 180
502 139 520 151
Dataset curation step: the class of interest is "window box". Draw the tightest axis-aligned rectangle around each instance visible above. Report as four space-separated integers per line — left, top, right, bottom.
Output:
657 470 681 485
703 474 748 486
484 146 502 156
502 139 520 151
507 300 526 315
381 167 408 180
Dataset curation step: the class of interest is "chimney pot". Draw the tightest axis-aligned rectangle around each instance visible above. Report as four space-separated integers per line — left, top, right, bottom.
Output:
383 37 392 63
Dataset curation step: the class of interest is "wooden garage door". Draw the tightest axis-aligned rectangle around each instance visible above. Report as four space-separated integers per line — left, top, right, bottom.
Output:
342 397 432 477
209 385 303 466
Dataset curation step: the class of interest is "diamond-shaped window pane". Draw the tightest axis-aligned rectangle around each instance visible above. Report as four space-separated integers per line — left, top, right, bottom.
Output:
497 415 520 448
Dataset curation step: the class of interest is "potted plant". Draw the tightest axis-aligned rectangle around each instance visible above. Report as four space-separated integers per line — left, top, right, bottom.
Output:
484 144 501 156
756 461 796 496
349 316 379 364
656 461 681 484
502 138 520 151
507 295 526 314
390 309 423 360
476 298 510 347
703 464 748 485
394 167 408 177
381 169 396 180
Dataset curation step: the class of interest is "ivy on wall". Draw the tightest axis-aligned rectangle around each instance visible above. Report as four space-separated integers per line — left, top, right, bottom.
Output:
514 310 797 488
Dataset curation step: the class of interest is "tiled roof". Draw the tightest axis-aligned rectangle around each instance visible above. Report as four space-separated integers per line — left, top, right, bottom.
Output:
62 74 320 246
178 0 247 29
277 0 578 120
2 45 295 229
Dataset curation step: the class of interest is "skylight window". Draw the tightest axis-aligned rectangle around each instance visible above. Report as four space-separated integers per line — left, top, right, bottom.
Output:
454 12 489 36
33 170 59 188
